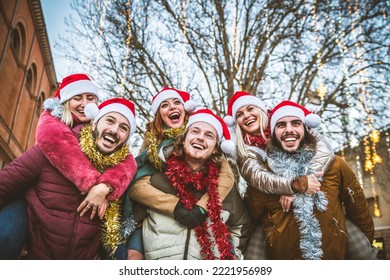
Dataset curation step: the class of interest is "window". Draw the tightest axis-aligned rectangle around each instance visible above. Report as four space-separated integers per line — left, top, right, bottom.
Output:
11 22 26 62
25 63 37 96
36 92 45 117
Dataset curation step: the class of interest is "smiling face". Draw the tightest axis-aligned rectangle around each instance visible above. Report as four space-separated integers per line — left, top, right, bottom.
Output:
183 122 218 169
69 93 98 123
93 112 130 155
158 98 186 129
236 105 262 135
273 116 305 153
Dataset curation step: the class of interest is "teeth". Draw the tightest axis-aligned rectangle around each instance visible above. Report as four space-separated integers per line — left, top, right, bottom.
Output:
192 143 204 150
284 137 296 142
103 135 116 143
245 120 255 126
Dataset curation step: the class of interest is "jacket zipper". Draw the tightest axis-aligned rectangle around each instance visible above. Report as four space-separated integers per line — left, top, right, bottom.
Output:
332 217 348 237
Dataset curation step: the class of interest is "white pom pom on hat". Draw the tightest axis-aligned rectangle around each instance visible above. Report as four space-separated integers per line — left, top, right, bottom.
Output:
186 108 236 155
184 99 197 113
84 103 100 120
223 115 235 128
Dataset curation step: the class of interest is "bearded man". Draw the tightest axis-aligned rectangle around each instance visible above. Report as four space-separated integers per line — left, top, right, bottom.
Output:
244 100 375 260
0 97 137 259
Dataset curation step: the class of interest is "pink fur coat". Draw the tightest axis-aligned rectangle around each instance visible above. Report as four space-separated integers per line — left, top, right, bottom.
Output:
35 111 137 200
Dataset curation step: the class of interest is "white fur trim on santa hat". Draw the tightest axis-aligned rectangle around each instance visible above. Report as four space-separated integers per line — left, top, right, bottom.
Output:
151 89 184 115
85 102 136 144
231 95 267 120
59 80 99 103
187 113 223 140
270 105 305 133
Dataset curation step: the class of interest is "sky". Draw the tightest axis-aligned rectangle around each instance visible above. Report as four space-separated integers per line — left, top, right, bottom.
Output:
41 0 73 80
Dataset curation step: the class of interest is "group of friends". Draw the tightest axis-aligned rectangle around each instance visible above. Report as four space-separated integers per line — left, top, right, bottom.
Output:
0 73 378 260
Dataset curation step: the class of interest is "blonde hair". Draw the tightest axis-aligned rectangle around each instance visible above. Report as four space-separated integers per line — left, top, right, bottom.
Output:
235 107 268 159
61 101 74 127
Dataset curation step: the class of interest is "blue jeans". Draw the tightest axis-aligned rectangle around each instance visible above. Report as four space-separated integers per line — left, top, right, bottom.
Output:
0 198 28 259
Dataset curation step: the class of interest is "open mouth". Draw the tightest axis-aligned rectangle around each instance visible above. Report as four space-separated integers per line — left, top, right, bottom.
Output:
245 119 256 126
282 134 298 142
103 134 118 144
192 143 205 150
169 112 180 120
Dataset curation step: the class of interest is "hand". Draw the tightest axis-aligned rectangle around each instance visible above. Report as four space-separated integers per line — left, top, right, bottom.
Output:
173 201 207 228
305 173 322 195
279 195 293 212
77 183 111 219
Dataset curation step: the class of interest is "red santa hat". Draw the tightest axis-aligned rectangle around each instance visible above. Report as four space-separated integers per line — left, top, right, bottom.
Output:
85 97 136 143
186 108 236 155
55 73 99 103
223 91 267 127
151 86 197 115
270 100 321 134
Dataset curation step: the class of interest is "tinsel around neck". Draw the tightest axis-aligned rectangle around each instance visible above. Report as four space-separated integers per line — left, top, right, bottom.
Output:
78 124 131 257
165 156 234 260
146 124 186 171
79 125 129 172
267 145 328 260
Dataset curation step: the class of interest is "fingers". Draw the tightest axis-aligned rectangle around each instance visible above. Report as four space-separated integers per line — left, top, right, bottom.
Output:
77 199 97 219
89 206 97 220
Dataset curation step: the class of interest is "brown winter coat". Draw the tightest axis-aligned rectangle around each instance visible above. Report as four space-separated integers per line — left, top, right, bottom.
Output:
244 155 374 260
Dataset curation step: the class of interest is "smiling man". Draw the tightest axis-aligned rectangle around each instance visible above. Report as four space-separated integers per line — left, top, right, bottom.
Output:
138 108 251 260
0 97 137 259
244 100 375 260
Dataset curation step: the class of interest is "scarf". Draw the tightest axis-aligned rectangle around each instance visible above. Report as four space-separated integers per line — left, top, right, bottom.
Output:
79 125 132 256
267 146 328 260
165 156 235 260
242 110 272 150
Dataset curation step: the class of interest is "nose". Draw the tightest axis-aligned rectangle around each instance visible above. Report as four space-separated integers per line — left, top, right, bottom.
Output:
196 133 205 142
285 122 294 132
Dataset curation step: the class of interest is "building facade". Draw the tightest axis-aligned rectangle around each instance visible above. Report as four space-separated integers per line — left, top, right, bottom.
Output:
0 0 57 168
339 128 390 259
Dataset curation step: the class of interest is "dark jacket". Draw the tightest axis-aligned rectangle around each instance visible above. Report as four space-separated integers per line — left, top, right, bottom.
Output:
0 144 101 259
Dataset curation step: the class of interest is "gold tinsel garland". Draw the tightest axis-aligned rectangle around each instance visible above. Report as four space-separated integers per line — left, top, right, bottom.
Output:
145 125 186 171
79 125 129 256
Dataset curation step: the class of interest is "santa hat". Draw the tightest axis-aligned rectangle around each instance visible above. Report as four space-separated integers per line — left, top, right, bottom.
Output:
223 91 267 127
85 97 136 143
151 86 197 115
270 100 321 134
186 108 236 155
55 73 99 103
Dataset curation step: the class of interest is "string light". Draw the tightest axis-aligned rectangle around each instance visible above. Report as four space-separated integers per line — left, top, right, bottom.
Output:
347 0 383 217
